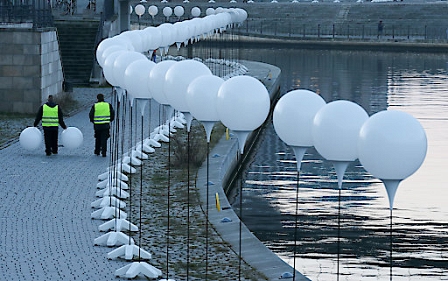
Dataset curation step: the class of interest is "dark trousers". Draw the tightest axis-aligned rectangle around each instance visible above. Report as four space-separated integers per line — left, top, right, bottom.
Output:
43 128 58 155
94 129 109 156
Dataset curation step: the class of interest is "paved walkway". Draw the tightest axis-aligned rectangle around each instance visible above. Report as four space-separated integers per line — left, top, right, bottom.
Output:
0 60 309 280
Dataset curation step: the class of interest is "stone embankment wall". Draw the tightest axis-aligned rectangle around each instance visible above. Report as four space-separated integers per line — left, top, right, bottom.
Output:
0 28 63 114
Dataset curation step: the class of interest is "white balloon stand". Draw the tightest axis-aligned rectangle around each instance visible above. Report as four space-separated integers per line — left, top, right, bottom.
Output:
115 262 162 279
98 170 129 182
96 187 130 199
94 231 134 247
98 218 138 232
91 196 126 209
96 178 129 190
144 137 161 148
91 206 127 220
107 244 152 260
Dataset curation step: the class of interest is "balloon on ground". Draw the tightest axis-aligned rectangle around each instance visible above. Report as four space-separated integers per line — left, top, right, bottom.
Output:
61 127 84 149
19 127 42 150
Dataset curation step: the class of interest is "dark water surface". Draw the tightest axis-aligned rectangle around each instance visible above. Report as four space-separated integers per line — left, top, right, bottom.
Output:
182 46 448 280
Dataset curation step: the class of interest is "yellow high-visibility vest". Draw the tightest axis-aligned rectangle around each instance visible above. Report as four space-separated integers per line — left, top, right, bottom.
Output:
94 102 111 124
42 104 59 127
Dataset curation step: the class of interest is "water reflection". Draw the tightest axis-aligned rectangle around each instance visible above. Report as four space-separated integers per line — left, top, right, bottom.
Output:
181 46 448 280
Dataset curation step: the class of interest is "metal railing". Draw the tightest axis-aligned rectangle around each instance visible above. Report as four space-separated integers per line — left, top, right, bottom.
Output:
232 19 448 43
0 0 53 29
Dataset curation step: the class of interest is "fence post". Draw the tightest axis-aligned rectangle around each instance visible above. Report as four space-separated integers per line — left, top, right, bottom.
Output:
332 24 335 39
289 21 291 37
261 21 263 35
407 25 410 40
318 24 320 38
424 25 427 40
362 25 365 40
347 24 349 39
274 21 277 36
303 24 305 39
392 25 395 39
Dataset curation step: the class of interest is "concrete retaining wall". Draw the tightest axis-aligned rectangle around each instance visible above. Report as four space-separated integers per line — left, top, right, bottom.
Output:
0 28 63 114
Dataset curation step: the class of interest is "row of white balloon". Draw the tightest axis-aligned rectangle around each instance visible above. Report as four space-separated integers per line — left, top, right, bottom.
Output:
131 4 204 20
273 89 427 210
96 7 247 62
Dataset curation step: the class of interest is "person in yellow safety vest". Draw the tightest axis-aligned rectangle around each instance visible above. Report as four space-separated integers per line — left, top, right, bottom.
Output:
34 95 67 156
89 93 115 157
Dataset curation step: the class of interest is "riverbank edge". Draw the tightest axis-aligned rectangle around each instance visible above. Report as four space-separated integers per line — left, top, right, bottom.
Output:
214 34 448 53
195 60 311 281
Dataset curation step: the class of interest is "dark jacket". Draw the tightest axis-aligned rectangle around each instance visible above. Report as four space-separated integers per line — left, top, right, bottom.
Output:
89 102 115 130
34 101 67 130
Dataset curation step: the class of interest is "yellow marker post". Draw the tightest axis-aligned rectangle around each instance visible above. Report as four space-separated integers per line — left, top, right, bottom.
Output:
215 193 221 212
226 127 230 140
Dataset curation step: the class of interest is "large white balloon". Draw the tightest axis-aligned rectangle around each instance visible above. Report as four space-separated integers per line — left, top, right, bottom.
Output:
162 6 172 19
142 26 162 51
148 60 177 105
112 51 148 89
174 6 184 18
96 37 134 67
164 60 212 112
134 4 145 16
124 59 156 99
273 89 326 147
312 100 368 162
102 50 125 87
61 127 83 149
191 6 201 17
216 75 270 154
217 75 270 131
148 5 158 18
358 110 427 209
358 110 427 180
186 75 224 122
19 127 42 150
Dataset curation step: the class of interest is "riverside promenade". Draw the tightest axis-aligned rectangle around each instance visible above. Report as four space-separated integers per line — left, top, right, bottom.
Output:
0 60 309 280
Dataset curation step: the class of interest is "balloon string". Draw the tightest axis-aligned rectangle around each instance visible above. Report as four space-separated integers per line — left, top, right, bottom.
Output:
205 140 210 281
337 187 341 281
165 111 171 280
390 208 393 281
238 151 242 281
293 170 300 280
187 130 190 280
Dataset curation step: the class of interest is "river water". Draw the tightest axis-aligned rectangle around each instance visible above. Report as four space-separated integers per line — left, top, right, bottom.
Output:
181 45 448 280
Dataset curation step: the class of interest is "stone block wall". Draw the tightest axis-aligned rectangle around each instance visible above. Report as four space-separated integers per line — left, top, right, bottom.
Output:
0 28 63 114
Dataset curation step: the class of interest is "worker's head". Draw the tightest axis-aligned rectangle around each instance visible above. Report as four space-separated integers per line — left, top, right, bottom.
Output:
48 95 54 102
97 93 104 102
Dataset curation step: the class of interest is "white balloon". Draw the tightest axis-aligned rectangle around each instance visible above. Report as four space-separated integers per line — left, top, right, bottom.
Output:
148 5 158 17
205 7 215 16
148 60 177 105
117 30 145 53
157 23 175 48
162 6 172 19
174 6 184 18
135 4 145 16
216 75 270 131
164 60 212 112
358 110 427 180
312 100 368 162
273 89 326 147
142 26 162 51
103 50 125 87
124 59 156 99
96 37 133 67
19 127 42 150
191 6 201 17
186 75 224 122
112 51 148 89
61 127 83 149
